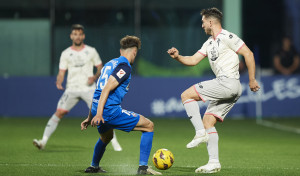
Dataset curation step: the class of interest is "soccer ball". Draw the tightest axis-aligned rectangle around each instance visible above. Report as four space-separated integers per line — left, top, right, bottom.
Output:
152 148 174 170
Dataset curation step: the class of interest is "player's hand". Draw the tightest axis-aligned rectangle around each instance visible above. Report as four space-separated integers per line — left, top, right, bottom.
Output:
249 79 260 92
56 83 64 90
167 47 179 59
81 118 91 131
91 114 105 127
87 76 95 85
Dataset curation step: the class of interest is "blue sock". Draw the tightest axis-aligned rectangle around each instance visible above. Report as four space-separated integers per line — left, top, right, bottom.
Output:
91 138 107 167
139 132 154 166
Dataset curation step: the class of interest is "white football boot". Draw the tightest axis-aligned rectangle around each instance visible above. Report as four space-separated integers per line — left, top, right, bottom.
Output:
33 139 45 150
186 132 209 149
195 161 221 173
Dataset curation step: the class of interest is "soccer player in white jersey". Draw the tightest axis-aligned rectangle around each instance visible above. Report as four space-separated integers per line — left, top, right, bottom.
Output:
167 8 260 173
33 24 122 151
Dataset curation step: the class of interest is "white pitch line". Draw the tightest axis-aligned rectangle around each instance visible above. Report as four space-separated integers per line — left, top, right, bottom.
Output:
257 120 300 134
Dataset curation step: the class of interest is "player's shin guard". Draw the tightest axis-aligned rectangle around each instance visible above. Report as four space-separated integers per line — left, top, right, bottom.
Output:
91 138 107 167
139 132 153 166
206 127 219 162
183 99 205 134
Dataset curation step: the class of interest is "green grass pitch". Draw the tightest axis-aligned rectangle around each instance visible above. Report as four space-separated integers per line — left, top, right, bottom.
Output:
0 117 300 176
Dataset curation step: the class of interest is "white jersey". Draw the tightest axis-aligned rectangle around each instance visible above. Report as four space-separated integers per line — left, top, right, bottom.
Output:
59 44 102 91
198 29 244 79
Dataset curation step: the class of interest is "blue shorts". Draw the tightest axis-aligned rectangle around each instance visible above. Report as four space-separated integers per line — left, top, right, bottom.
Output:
96 109 140 134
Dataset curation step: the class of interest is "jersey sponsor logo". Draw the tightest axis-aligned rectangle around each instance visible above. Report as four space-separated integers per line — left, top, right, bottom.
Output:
117 69 126 79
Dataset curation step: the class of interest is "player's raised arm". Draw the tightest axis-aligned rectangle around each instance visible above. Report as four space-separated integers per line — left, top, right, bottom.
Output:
237 44 260 92
167 47 205 66
91 76 119 127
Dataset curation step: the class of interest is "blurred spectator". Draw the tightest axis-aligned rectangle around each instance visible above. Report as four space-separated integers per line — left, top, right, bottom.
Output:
273 36 300 75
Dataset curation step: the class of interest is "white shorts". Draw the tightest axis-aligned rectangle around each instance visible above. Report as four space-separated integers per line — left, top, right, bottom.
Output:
57 89 94 112
193 76 242 122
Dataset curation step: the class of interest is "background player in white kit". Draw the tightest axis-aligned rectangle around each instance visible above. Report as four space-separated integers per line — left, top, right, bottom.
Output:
167 8 260 173
33 24 122 151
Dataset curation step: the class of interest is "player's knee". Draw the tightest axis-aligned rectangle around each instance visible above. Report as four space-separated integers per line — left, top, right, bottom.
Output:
101 132 113 143
55 110 68 118
203 116 216 129
146 120 154 132
181 91 189 102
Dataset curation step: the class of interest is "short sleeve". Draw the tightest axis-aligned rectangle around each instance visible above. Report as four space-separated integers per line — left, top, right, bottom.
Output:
59 52 68 70
224 33 245 53
111 63 131 83
92 48 102 67
197 40 209 56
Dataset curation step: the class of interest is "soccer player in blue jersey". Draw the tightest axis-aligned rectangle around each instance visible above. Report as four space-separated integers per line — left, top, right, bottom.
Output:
80 35 161 175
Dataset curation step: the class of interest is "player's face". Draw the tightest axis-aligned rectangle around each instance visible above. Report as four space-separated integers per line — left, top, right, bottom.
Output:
70 29 85 46
201 16 212 35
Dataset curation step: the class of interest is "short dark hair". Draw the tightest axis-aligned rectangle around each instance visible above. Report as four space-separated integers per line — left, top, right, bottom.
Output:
120 35 141 50
71 24 84 33
200 7 223 23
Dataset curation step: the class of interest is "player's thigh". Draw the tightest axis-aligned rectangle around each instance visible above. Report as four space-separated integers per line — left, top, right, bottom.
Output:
133 115 154 132
80 89 94 107
205 98 237 122
57 91 80 112
194 78 241 102
181 85 203 102
102 109 140 133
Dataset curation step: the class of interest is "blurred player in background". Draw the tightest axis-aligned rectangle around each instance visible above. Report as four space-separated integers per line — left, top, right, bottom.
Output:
168 7 260 173
33 24 122 151
81 35 161 175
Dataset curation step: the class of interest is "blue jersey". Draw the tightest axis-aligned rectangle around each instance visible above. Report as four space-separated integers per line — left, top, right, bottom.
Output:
92 56 132 120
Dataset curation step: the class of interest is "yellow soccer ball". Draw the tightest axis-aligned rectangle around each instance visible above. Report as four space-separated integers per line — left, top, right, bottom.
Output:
152 148 174 170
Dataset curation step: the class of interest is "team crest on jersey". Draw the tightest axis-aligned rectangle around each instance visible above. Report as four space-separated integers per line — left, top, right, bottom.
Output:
117 69 126 79
209 47 219 61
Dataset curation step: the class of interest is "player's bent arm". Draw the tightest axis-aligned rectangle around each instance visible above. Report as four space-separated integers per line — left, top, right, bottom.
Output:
56 69 66 90
95 76 119 117
175 53 205 66
238 44 260 91
93 64 103 81
238 44 256 81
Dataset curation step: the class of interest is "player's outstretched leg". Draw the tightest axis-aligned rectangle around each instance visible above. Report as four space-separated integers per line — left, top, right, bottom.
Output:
110 130 122 151
33 114 61 150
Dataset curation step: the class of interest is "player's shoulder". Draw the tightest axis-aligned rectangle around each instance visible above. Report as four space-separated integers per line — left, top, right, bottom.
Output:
219 29 239 40
83 44 95 51
61 47 72 56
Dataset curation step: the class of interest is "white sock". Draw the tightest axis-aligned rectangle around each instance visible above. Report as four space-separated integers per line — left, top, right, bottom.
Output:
41 114 61 144
183 99 205 135
111 130 118 142
206 127 219 163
